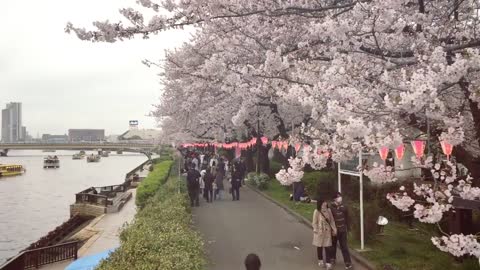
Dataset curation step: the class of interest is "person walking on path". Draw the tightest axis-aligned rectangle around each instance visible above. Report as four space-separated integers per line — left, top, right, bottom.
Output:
330 192 353 269
245 253 261 270
186 164 201 207
312 198 337 269
231 161 243 200
215 166 225 200
203 168 215 203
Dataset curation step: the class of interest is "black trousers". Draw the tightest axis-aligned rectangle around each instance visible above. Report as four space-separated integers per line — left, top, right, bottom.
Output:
317 246 332 262
204 188 213 202
331 231 352 265
232 186 240 200
188 189 199 207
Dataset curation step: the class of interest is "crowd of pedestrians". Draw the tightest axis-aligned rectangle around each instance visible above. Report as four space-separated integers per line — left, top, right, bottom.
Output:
181 149 354 269
183 150 246 207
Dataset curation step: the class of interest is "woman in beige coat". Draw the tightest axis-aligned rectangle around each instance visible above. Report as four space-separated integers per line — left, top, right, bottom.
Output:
312 198 337 269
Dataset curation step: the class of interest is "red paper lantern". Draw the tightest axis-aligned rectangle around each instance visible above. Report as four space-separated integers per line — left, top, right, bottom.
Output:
295 143 301 152
379 146 389 161
272 141 277 149
261 136 268 145
395 144 405 160
440 140 453 160
411 140 425 159
283 141 289 150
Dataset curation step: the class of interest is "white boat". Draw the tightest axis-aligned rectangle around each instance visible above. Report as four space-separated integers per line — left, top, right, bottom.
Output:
72 153 84 160
87 154 101 163
44 156 60 168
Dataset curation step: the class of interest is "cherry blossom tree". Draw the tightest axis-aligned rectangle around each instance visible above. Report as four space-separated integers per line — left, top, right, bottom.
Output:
67 0 480 261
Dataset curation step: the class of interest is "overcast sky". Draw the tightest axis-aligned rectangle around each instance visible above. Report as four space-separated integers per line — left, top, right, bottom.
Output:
0 0 190 137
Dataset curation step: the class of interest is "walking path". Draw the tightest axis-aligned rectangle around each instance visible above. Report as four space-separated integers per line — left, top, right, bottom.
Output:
43 189 137 270
193 187 367 270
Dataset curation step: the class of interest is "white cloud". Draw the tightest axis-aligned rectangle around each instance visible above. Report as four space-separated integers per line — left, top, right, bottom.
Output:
0 0 190 136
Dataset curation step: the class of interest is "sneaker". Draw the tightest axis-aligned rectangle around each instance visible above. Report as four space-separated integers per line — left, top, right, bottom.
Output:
345 264 353 269
318 261 325 267
326 263 333 270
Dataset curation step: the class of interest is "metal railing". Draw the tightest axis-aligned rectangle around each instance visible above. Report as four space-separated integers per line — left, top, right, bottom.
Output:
0 241 79 270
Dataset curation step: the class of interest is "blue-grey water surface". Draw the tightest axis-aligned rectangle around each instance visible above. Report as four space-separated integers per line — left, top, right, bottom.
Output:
0 150 146 263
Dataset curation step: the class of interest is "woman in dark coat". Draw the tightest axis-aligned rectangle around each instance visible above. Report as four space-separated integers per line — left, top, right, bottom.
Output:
215 167 225 200
204 169 214 203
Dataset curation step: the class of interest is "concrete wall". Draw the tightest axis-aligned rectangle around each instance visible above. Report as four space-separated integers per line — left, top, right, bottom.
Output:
70 203 106 217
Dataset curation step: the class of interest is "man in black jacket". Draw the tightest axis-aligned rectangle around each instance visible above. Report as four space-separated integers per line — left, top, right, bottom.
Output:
186 164 201 207
330 192 353 269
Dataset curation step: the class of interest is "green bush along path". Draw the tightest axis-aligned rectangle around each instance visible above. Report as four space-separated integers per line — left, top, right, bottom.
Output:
96 159 206 270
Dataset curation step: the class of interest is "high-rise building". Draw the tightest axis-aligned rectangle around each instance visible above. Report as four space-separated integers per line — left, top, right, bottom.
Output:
1 102 24 142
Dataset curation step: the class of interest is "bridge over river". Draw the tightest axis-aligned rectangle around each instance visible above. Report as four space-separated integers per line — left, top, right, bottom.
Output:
0 142 158 158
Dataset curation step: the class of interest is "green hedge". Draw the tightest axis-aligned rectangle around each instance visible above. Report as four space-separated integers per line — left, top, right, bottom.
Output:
247 172 270 190
96 162 206 270
136 160 174 209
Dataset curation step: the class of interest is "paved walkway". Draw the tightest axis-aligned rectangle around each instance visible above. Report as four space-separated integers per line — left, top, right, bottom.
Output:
43 189 137 270
193 187 366 270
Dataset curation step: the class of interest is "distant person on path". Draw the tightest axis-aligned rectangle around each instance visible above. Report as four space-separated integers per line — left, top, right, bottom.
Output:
244 253 261 270
186 164 201 207
199 170 206 199
192 154 199 171
203 168 214 203
312 198 336 269
237 158 247 185
231 161 243 201
330 192 353 269
215 166 225 200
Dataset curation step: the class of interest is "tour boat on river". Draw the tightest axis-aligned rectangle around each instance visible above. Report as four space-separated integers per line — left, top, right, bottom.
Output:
0 164 25 177
101 151 109 157
87 154 101 163
43 156 60 168
72 153 84 160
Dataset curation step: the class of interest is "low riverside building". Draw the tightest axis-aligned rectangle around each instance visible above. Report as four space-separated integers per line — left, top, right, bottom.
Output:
68 129 105 142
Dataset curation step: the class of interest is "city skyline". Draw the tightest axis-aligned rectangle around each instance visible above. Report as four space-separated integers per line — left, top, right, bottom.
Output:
0 0 190 136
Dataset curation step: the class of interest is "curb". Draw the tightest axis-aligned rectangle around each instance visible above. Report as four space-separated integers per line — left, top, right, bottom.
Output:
248 184 376 270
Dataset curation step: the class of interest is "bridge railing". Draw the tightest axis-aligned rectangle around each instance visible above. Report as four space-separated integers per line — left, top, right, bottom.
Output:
0 241 79 270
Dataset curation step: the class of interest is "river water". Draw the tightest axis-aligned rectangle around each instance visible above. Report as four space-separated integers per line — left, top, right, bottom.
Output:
0 150 147 264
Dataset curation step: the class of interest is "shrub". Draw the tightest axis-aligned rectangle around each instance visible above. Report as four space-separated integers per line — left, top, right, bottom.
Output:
247 172 270 190
302 171 337 200
348 201 383 242
136 160 174 209
97 166 206 270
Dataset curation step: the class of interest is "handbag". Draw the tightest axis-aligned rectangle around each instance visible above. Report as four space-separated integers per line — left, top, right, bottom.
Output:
319 210 336 236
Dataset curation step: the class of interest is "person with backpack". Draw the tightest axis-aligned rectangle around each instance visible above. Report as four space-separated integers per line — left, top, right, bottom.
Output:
312 198 336 269
186 164 201 207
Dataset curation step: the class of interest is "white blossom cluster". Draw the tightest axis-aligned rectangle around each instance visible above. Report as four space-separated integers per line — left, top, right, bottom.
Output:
432 234 480 258
363 163 397 184
275 157 304 186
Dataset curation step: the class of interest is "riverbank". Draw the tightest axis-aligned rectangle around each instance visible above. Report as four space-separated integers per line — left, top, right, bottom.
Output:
0 155 150 269
0 150 147 264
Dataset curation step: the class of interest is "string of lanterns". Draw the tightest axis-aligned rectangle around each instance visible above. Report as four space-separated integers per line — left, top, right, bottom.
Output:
378 140 453 162
181 138 454 161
